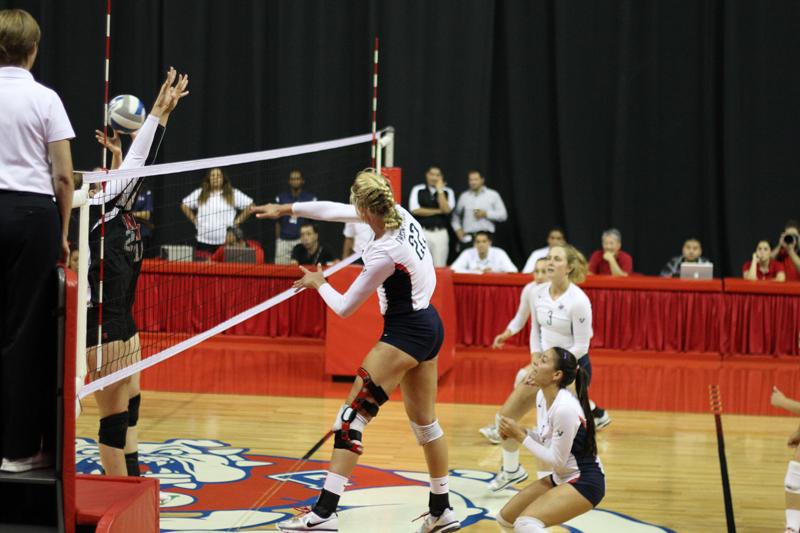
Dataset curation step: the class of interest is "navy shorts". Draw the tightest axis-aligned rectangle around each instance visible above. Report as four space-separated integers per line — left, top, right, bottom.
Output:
552 467 605 507
381 306 444 362
577 352 592 386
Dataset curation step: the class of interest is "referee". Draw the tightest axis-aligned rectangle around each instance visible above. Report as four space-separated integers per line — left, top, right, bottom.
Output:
0 9 74 471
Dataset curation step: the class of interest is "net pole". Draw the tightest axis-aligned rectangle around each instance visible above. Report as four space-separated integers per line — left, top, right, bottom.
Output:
96 0 113 372
371 36 379 171
74 186 90 411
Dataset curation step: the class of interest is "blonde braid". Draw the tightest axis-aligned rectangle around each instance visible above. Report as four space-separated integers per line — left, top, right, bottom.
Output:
351 169 403 230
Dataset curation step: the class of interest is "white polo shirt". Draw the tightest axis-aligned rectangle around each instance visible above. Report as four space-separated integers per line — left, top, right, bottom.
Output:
450 246 518 273
0 66 75 195
342 222 374 255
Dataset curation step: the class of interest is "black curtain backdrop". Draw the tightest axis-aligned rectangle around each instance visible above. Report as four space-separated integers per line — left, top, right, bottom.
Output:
3 0 799 275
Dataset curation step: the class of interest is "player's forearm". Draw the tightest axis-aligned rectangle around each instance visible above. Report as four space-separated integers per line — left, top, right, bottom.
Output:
412 207 442 217
777 397 800 415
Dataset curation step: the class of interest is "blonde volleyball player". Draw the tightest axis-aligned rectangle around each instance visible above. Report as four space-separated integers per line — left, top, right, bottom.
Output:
770 386 800 533
477 257 548 492
252 171 460 533
495 347 604 532
86 69 188 476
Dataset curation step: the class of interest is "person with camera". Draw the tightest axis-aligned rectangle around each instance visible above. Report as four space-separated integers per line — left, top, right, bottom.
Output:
743 240 785 282
772 220 800 282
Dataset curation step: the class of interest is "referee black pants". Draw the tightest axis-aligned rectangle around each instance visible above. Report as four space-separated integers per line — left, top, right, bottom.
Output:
0 191 60 460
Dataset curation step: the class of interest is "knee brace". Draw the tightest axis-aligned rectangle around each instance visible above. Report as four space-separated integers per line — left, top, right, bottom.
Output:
333 368 389 455
786 461 800 494
410 419 444 445
496 512 514 532
128 394 141 427
514 516 547 533
99 412 129 449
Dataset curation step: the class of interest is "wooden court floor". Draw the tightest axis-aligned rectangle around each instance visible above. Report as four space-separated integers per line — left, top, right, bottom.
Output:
76 390 794 532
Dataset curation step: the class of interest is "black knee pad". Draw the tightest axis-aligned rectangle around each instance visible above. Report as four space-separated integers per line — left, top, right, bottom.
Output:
333 429 363 451
128 394 141 427
99 411 128 449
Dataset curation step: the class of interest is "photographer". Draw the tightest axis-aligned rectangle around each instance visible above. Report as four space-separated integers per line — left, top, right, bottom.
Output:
772 220 800 282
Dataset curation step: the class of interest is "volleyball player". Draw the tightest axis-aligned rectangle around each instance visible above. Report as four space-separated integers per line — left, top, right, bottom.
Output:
495 347 604 532
252 170 460 533
86 68 188 477
478 257 548 491
770 386 800 533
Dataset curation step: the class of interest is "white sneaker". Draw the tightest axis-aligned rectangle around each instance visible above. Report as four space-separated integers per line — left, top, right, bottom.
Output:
478 424 502 445
413 507 461 533
594 411 612 430
0 450 53 473
277 507 338 532
488 465 528 492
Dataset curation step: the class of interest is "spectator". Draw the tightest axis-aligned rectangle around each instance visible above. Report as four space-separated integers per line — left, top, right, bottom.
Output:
660 238 711 278
342 221 373 258
275 169 316 264
451 170 508 246
210 226 264 264
291 223 336 265
588 228 632 276
772 220 800 282
743 240 785 281
68 248 80 272
181 167 253 258
522 227 566 273
450 231 517 274
409 165 455 267
131 187 154 257
0 8 74 472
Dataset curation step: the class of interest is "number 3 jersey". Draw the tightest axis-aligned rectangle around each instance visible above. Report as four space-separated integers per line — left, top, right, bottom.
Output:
291 202 437 317
530 282 593 359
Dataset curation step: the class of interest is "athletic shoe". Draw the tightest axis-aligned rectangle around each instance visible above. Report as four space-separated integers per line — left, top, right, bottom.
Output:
277 507 338 532
0 450 53 473
488 465 528 492
594 411 612 430
478 424 502 445
413 507 461 533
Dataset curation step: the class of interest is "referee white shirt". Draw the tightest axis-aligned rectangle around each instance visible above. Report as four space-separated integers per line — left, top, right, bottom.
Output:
0 66 74 193
451 185 508 237
450 246 518 274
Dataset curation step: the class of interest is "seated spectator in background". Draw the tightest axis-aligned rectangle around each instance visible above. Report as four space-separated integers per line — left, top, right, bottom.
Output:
450 231 517 274
342 221 373 258
68 248 80 272
743 240 785 281
451 170 508 247
275 169 317 264
291 223 336 265
409 165 455 267
660 238 711 278
588 228 632 276
210 226 264 264
772 219 800 282
522 227 566 273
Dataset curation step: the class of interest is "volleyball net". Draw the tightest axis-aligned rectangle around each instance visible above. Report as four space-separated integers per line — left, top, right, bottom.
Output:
72 128 397 404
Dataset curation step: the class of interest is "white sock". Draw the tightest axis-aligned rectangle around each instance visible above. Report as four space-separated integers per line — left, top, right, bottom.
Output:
430 475 449 494
502 448 520 473
514 516 546 532
322 471 348 496
495 412 502 428
787 508 800 531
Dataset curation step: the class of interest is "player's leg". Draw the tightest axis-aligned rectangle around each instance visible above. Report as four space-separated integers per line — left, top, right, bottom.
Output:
512 483 594 532
124 334 142 476
490 373 538 491
496 476 554 531
784 444 800 532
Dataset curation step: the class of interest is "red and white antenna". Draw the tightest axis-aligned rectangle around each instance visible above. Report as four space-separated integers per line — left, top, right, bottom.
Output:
371 37 379 172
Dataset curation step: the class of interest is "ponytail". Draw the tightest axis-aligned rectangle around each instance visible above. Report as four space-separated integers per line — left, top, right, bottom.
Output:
574 366 597 458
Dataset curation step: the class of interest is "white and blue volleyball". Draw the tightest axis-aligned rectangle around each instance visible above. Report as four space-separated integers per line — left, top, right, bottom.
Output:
107 94 146 133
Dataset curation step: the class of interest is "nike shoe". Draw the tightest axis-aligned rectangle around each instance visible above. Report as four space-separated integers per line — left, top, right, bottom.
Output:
277 507 338 531
594 410 612 430
478 424 502 445
413 507 461 533
488 465 528 492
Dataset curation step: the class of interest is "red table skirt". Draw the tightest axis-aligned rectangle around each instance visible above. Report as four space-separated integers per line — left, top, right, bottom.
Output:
131 261 800 356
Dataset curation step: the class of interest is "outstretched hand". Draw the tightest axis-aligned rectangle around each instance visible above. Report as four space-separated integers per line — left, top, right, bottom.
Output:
292 264 327 291
151 67 189 119
252 203 289 219
94 129 122 155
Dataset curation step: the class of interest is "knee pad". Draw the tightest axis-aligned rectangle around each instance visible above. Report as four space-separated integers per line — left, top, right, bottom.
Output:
496 512 514 532
410 419 444 445
786 461 800 494
127 394 141 427
99 412 129 449
514 516 546 533
333 368 389 455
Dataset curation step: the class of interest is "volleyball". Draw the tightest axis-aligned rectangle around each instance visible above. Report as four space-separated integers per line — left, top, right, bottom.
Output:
107 94 146 133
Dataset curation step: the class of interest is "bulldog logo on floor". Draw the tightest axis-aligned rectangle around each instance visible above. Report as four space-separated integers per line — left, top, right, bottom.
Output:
75 438 675 532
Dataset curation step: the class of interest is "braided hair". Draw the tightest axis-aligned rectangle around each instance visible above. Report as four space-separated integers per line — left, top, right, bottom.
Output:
350 169 403 230
552 347 597 458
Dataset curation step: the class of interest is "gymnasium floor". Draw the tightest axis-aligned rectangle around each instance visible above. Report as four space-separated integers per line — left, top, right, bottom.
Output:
75 338 794 532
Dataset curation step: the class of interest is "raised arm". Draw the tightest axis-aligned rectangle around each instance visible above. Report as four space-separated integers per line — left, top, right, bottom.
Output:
253 200 362 224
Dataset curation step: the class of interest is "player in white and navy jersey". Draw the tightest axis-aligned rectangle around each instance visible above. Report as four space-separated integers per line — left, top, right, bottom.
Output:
252 170 460 533
495 347 605 532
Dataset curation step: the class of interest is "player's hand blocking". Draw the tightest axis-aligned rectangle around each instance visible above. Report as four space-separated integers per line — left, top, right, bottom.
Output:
251 203 291 219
